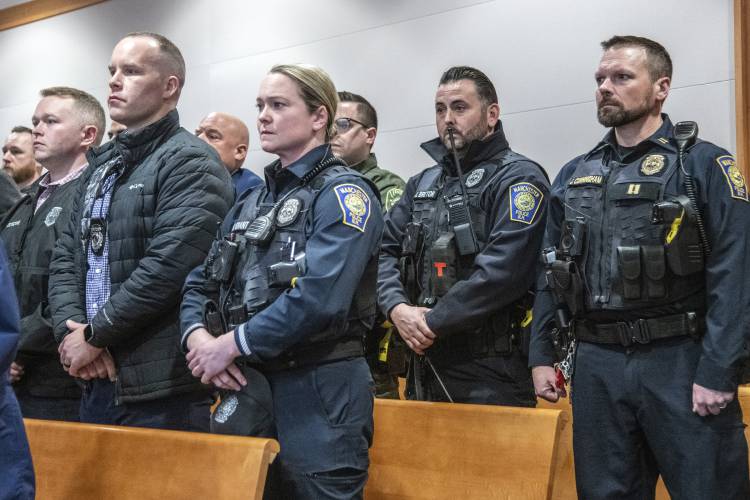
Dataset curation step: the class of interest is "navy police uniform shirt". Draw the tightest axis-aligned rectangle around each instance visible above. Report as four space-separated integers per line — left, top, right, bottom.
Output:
378 123 550 337
0 244 36 499
182 144 383 361
530 115 750 392
231 167 263 197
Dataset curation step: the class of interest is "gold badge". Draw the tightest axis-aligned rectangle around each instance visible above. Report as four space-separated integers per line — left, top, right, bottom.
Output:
640 154 665 176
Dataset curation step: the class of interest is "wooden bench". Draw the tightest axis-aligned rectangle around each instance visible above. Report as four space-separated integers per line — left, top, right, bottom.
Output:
24 418 279 500
366 399 567 499
539 385 750 499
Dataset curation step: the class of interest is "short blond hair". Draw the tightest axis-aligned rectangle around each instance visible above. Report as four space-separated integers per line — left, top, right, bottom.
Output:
270 63 338 141
40 86 106 146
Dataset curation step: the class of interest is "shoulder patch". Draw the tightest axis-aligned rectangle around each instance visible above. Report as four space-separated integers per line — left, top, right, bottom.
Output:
716 155 748 202
509 182 544 224
334 183 371 232
383 187 403 212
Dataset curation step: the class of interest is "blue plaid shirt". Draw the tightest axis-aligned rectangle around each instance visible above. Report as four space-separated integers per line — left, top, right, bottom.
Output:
85 173 118 323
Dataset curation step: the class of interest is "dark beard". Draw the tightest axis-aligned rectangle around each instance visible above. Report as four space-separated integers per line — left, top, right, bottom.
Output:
597 99 652 128
442 118 489 157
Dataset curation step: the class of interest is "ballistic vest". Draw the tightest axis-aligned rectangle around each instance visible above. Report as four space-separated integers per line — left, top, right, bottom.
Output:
220 164 379 350
407 151 537 360
563 145 705 316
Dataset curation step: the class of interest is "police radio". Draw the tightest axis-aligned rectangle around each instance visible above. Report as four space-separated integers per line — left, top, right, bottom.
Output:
673 121 711 256
446 127 479 256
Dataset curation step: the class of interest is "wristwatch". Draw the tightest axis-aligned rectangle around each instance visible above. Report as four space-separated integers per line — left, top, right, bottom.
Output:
84 324 95 343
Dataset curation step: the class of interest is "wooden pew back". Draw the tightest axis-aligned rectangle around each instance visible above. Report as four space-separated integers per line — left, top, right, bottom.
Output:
24 419 279 500
366 399 566 499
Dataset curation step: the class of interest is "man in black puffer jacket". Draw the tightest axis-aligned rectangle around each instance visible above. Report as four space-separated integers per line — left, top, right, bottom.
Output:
2 86 106 421
50 32 232 431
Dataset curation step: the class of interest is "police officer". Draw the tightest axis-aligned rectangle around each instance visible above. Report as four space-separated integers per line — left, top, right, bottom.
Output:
0 243 35 499
378 66 549 405
2 86 105 421
530 36 750 499
332 91 406 399
182 63 383 499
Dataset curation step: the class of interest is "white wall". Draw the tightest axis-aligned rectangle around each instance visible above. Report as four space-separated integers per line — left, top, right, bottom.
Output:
0 0 735 181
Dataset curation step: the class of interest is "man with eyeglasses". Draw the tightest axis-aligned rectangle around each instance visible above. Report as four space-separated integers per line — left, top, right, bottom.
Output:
332 91 406 398
378 66 550 405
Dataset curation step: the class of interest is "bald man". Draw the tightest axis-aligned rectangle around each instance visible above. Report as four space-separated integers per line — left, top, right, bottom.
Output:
195 112 263 196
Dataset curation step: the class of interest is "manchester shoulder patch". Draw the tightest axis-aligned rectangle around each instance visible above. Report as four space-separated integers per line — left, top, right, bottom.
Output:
509 182 543 224
716 155 748 202
334 183 372 231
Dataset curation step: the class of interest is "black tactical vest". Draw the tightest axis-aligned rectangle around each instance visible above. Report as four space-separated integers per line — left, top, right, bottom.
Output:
216 164 379 350
406 151 534 360
563 147 705 316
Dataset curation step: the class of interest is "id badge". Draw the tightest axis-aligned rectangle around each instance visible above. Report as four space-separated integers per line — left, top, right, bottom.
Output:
89 218 106 256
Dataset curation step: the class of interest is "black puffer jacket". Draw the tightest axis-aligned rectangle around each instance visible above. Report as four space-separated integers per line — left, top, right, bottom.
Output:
2 177 81 398
49 110 233 403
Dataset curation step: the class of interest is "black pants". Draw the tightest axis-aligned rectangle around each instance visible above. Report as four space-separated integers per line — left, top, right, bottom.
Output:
572 337 750 500
15 390 80 422
408 350 536 407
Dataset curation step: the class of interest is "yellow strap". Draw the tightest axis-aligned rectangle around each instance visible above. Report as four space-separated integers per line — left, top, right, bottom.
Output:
666 208 684 245
520 309 533 328
378 329 392 362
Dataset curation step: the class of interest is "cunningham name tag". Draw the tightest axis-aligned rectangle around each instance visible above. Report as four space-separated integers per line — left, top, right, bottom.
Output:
334 184 371 232
509 182 543 224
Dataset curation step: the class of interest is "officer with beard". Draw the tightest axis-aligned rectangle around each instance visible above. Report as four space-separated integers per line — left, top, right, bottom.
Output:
530 36 750 499
378 66 550 405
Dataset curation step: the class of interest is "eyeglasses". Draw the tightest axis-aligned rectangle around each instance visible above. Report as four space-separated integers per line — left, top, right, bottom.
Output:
333 117 371 134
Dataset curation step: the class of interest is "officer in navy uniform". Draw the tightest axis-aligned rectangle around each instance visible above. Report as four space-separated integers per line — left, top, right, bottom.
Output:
530 36 750 499
182 64 382 499
378 66 549 405
0 243 35 499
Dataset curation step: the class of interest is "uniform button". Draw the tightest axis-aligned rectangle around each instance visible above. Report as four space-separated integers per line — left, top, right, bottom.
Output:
95 268 101 274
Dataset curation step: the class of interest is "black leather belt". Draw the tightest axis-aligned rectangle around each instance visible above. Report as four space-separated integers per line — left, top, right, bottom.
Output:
574 312 703 347
251 337 365 373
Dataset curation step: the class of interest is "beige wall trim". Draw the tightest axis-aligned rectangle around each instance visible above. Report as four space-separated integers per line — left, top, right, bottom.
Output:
0 0 106 32
736 0 750 178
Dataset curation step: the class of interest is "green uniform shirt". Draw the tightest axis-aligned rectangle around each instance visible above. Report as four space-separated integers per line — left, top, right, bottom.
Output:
351 153 405 212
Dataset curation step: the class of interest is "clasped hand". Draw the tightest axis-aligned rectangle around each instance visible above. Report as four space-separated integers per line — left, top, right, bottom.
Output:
58 320 115 381
185 328 247 391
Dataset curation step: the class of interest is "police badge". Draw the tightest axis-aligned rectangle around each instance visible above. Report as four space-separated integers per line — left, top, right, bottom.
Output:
89 217 106 255
276 198 302 227
44 206 62 227
640 154 665 176
465 168 485 188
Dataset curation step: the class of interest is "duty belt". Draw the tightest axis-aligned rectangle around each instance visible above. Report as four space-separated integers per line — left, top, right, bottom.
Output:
249 337 365 373
573 312 703 347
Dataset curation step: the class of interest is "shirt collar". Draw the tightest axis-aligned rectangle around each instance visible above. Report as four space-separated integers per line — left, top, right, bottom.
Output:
38 163 87 189
350 153 378 175
587 113 677 160
263 144 332 196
